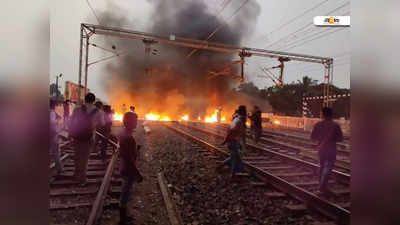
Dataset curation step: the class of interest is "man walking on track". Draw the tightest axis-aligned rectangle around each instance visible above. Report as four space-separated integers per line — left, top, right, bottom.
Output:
248 105 262 144
219 105 247 179
311 107 343 194
99 105 113 163
69 93 104 186
119 111 143 224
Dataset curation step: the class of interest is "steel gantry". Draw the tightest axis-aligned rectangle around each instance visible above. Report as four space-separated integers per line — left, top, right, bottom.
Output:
78 23 334 106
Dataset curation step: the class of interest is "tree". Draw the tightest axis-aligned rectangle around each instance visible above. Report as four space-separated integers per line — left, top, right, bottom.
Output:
237 82 260 96
262 76 350 118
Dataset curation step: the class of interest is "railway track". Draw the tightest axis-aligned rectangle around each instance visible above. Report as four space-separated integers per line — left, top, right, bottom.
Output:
49 132 121 225
165 122 350 225
189 121 350 173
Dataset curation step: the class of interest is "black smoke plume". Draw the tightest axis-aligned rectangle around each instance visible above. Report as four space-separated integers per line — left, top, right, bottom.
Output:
100 0 266 118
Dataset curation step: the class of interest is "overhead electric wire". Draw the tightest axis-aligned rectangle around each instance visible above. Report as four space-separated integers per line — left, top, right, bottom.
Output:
186 0 249 59
254 0 331 44
263 1 350 49
282 27 346 51
257 1 349 72
277 11 349 51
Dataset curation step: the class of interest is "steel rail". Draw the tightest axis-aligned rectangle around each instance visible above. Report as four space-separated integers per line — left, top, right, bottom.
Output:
49 153 69 169
180 122 350 183
212 123 351 171
165 124 350 224
85 131 119 225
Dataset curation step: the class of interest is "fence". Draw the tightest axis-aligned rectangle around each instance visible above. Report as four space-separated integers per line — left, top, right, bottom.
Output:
262 114 350 136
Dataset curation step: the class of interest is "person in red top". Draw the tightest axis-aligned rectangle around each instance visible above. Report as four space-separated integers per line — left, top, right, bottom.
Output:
311 107 343 194
118 112 143 224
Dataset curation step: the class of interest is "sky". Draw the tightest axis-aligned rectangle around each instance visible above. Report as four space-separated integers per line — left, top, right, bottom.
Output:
50 0 350 103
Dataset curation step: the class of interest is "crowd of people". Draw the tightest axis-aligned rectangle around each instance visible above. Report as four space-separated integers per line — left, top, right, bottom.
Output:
217 105 343 195
50 95 343 223
50 93 142 224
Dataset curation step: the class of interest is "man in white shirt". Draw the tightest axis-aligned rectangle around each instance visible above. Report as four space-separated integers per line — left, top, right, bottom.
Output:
219 105 247 178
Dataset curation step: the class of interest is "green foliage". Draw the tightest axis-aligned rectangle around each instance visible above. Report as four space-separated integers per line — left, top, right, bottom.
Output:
233 76 350 118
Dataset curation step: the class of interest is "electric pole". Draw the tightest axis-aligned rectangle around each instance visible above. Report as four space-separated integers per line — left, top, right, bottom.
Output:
56 73 62 100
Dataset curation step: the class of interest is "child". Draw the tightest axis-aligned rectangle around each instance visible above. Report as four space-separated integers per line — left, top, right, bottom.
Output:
118 112 143 224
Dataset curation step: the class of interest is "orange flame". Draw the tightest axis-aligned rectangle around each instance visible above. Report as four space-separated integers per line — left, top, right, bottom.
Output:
273 120 280 125
181 114 189 121
113 112 123 122
205 109 218 123
145 113 170 121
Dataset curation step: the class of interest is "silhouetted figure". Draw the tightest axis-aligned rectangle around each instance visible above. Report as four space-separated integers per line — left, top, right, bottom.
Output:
99 105 113 163
248 106 262 144
122 104 127 114
311 107 343 194
217 106 222 123
69 93 104 186
119 112 143 224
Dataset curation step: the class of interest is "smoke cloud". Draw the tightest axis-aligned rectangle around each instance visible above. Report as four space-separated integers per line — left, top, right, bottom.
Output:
100 0 268 119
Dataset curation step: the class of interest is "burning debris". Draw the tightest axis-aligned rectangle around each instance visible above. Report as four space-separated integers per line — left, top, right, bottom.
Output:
113 112 123 122
100 0 266 120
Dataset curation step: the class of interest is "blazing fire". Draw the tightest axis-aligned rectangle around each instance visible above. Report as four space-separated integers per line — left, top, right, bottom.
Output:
113 112 123 122
273 120 281 125
159 116 170 121
145 113 170 121
145 113 160 121
204 109 226 123
181 114 189 121
205 110 218 123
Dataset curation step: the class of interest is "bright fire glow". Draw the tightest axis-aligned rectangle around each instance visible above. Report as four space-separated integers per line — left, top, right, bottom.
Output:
198 116 201 120
273 120 281 125
221 117 226 122
145 113 170 121
181 114 189 121
159 116 170 121
145 113 160 121
205 109 219 123
113 112 123 122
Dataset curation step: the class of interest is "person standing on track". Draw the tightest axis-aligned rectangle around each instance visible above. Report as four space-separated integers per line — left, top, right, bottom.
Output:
119 111 143 224
311 107 343 194
216 106 222 123
219 105 246 178
63 100 70 129
239 105 248 152
129 105 139 120
248 105 262 144
122 104 127 114
50 100 63 175
94 101 105 154
129 106 135 113
69 93 104 186
99 105 113 163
